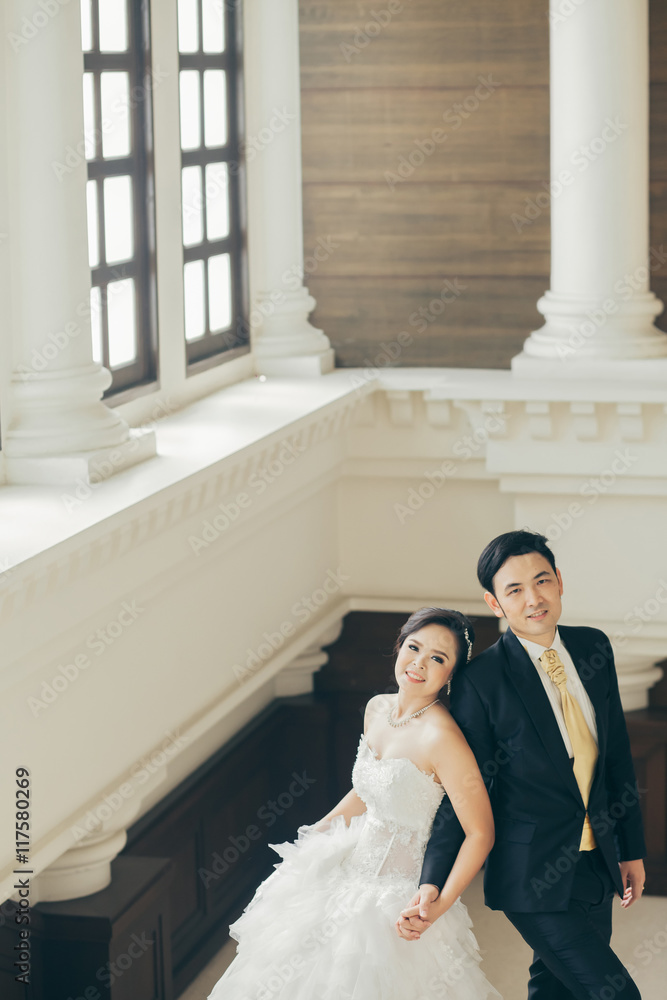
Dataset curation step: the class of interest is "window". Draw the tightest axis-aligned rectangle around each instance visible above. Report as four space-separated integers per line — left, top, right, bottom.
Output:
82 0 158 395
177 0 247 368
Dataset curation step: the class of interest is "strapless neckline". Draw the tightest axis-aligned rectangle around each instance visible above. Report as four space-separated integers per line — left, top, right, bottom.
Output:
360 733 443 787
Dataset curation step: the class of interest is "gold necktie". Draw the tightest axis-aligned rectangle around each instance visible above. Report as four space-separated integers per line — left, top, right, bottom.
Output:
540 648 598 851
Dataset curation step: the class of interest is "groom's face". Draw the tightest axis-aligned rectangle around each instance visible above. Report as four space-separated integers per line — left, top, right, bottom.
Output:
484 552 563 644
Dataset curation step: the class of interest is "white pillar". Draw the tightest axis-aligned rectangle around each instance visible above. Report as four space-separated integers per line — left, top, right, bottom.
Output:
244 0 334 377
513 0 667 376
2 1 155 485
30 766 166 904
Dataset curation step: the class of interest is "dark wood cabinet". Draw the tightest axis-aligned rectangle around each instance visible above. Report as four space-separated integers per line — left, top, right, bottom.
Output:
0 856 172 1000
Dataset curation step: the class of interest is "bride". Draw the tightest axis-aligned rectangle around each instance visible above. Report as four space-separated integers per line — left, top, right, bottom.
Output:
208 607 500 999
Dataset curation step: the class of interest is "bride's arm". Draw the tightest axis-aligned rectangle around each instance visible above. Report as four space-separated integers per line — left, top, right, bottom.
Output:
398 722 494 936
428 725 494 914
314 788 367 830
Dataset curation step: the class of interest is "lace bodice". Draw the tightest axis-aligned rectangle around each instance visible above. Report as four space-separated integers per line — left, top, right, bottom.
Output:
344 734 446 883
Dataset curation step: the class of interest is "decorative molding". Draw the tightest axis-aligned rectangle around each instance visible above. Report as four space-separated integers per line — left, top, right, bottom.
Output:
274 619 344 697
423 389 452 427
0 393 363 625
386 390 414 426
5 378 667 628
525 401 553 440
616 402 644 442
570 401 599 441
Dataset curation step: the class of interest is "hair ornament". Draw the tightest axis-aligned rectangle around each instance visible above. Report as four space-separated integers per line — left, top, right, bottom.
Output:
463 626 473 662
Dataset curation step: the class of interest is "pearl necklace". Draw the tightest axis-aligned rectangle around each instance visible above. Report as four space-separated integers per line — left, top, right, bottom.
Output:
387 699 439 728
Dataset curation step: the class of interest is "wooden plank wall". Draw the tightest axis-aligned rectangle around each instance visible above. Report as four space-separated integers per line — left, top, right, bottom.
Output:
298 0 667 369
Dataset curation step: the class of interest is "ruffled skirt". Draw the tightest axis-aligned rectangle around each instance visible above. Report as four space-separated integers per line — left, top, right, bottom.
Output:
208 815 500 1000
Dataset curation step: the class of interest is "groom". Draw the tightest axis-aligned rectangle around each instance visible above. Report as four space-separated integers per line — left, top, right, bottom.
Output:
399 530 646 1000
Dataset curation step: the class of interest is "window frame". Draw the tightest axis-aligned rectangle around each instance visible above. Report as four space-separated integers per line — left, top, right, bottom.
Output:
84 0 159 397
178 0 249 371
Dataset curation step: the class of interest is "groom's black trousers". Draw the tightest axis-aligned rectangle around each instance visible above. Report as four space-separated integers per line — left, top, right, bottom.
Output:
505 850 641 1000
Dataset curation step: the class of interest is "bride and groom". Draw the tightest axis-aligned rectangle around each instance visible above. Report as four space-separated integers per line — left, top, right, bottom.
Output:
209 530 646 999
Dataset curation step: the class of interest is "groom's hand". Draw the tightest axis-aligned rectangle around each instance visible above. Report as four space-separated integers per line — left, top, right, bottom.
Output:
620 859 645 908
395 883 440 940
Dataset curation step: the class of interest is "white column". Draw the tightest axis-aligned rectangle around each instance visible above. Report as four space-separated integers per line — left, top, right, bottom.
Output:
513 0 667 376
613 644 664 713
244 0 334 377
30 767 166 903
2 1 155 485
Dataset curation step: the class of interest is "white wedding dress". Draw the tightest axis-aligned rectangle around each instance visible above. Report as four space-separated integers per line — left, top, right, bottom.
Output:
208 733 500 999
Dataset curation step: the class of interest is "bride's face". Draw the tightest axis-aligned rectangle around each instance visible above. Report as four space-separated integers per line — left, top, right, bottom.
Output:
395 623 459 698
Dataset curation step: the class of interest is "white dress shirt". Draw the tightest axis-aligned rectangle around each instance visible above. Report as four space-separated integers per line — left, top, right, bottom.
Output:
521 627 598 757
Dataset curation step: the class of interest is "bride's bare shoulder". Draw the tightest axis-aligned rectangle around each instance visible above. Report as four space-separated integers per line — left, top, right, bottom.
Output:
363 692 394 730
421 704 467 748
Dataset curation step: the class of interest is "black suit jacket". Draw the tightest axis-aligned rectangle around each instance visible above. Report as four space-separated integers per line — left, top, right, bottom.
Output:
420 625 647 912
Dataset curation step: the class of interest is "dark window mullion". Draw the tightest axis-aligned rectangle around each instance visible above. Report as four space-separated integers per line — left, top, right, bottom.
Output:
182 236 233 264
198 68 206 158
92 70 103 161
91 0 100 52
200 162 209 246
181 146 232 168
179 54 231 70
93 259 139 283
100 281 110 370
130 0 154 390
97 176 107 267
197 0 203 53
227 1 245 352
85 52 133 71
87 156 136 180
202 252 211 336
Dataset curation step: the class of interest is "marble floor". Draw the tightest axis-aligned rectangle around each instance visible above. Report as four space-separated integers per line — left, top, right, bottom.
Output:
180 873 667 999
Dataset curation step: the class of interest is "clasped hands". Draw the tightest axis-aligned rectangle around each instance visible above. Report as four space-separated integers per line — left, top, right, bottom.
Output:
396 860 646 941
395 883 442 941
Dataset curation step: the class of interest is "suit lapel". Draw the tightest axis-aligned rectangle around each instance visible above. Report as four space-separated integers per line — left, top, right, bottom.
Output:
501 628 584 807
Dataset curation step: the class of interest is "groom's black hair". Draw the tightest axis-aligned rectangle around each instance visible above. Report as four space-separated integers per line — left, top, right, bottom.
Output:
477 529 557 595
394 607 475 675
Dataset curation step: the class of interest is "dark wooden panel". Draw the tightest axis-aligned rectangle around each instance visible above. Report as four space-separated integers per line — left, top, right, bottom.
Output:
124 697 330 998
650 0 667 85
303 183 550 278
302 86 549 184
649 660 667 709
299 0 549 89
307 275 546 368
650 84 667 180
625 710 667 896
650 178 667 340
0 857 174 1000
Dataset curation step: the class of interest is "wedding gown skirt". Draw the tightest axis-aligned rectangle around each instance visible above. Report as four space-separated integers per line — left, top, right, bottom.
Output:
208 733 500 999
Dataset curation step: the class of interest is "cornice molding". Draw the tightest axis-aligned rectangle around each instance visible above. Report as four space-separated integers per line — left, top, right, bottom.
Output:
3 371 667 626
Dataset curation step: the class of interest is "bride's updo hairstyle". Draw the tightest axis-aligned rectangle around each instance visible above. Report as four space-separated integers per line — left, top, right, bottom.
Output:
394 607 475 680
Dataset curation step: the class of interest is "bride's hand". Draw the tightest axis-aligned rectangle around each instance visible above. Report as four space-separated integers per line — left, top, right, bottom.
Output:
394 884 439 940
